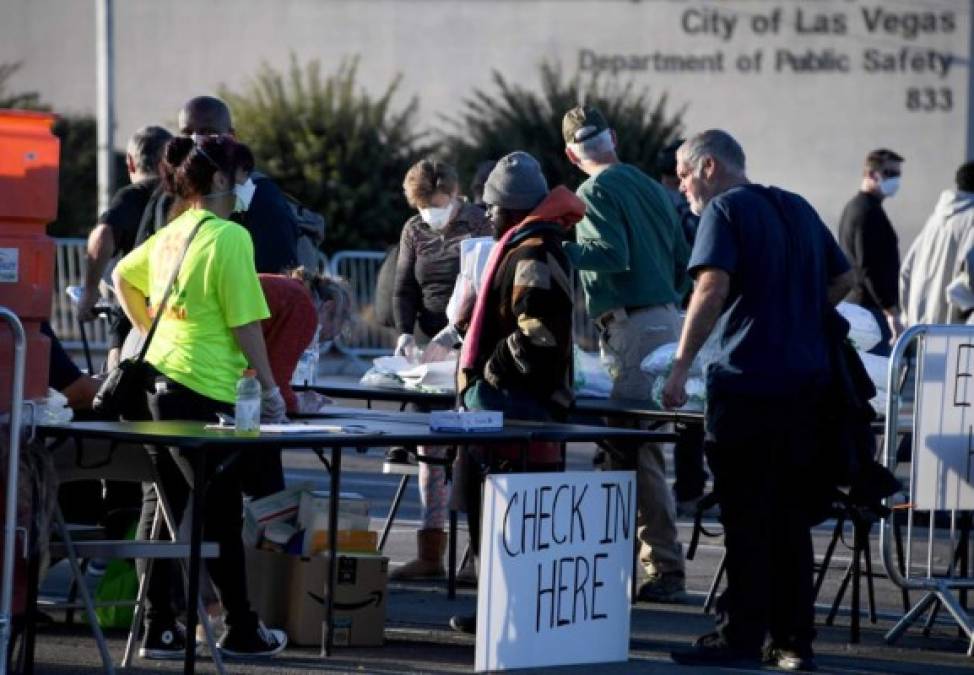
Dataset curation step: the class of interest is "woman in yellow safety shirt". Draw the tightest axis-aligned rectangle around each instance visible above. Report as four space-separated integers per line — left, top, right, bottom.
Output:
113 135 287 659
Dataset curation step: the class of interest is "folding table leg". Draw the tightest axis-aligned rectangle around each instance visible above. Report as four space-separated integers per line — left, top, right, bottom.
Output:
703 550 726 614
52 507 115 674
378 475 410 552
157 461 228 674
183 450 206 675
122 497 163 667
813 513 845 602
323 445 342 657
448 510 458 600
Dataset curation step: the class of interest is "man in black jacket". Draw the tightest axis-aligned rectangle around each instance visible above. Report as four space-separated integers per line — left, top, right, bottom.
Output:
838 148 905 355
178 96 299 274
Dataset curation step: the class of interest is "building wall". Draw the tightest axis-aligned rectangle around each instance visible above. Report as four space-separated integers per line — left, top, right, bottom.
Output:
1 0 970 250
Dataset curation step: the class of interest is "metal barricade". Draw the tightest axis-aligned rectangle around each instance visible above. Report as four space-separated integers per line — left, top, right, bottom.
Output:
328 249 602 357
880 325 974 655
328 250 395 357
0 308 26 675
51 238 110 349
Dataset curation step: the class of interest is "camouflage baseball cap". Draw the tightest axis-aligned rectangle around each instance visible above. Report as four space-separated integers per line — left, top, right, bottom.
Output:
562 105 609 144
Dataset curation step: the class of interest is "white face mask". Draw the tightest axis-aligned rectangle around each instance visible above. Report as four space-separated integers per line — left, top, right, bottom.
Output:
234 177 257 212
879 176 900 198
419 202 453 231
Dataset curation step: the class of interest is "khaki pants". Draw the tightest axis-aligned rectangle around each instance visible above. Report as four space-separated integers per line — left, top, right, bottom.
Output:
598 304 685 578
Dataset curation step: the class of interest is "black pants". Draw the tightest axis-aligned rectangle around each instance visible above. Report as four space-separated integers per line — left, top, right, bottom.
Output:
141 371 257 629
673 422 707 503
705 393 819 652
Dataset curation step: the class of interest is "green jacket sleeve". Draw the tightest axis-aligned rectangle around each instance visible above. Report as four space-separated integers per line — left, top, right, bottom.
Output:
564 183 629 273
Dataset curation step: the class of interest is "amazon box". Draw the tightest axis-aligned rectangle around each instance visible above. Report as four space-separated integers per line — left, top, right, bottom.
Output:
286 552 388 647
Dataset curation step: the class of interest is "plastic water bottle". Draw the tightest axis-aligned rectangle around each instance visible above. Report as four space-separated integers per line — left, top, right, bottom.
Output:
292 326 321 386
235 368 261 434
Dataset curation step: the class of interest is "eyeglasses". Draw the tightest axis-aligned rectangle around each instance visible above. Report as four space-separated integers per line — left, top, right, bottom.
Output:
880 169 901 178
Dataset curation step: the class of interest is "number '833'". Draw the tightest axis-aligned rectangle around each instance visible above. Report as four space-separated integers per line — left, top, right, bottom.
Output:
906 87 952 112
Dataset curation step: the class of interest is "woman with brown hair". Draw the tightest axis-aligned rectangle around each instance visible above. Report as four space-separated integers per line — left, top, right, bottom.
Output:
391 158 493 580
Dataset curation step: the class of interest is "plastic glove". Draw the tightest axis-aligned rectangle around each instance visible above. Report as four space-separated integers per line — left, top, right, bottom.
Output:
295 389 333 414
394 333 416 360
422 325 461 364
260 385 288 423
76 286 101 322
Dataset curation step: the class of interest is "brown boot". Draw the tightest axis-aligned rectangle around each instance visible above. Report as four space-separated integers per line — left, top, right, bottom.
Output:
390 529 447 580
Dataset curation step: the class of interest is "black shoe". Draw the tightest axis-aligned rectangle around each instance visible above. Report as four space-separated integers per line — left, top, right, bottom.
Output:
670 632 761 667
139 621 192 660
218 620 287 658
764 644 817 671
636 572 687 603
449 613 477 634
385 447 411 464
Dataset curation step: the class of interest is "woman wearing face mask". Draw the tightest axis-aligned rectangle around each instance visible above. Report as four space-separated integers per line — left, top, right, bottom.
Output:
390 158 492 581
113 135 288 658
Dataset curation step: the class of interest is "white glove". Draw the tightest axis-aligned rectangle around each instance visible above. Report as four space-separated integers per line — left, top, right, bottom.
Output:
421 325 461 364
260 385 288 423
295 389 333 414
394 333 416 359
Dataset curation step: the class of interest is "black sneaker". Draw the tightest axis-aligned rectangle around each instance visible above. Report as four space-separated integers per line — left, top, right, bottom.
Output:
764 644 817 672
670 632 761 667
385 447 412 464
139 621 192 660
636 572 687 603
218 620 287 658
449 613 477 634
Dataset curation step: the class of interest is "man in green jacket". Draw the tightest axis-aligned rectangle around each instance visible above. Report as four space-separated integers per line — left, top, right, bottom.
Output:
562 104 691 602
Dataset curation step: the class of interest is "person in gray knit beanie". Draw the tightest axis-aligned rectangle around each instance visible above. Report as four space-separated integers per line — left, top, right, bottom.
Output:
482 151 549 211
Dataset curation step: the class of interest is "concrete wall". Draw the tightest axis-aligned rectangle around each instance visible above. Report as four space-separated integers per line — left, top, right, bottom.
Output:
1 0 970 249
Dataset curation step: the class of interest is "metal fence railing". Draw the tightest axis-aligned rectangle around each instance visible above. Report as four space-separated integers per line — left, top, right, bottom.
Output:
327 248 601 356
51 238 110 349
328 250 396 357
50 240 602 359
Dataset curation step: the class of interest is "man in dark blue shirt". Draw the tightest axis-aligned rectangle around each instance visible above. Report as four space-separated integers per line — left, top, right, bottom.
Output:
663 130 853 671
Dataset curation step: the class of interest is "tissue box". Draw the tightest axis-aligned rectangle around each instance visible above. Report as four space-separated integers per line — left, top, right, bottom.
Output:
429 410 503 432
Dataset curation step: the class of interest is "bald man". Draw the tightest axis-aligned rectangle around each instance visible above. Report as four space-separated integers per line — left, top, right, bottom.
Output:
178 96 300 273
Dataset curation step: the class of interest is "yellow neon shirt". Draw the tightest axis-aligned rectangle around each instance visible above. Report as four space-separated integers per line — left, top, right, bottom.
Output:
115 208 270 403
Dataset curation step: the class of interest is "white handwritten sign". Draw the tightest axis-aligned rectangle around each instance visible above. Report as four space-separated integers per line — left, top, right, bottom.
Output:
914 333 974 511
475 471 635 672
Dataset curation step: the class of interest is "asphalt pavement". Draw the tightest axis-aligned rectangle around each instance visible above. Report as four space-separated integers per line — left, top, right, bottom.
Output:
24 366 974 673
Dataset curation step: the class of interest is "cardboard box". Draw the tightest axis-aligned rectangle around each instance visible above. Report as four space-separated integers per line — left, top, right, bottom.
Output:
287 553 388 647
243 483 311 547
245 547 388 648
303 529 378 556
297 490 369 530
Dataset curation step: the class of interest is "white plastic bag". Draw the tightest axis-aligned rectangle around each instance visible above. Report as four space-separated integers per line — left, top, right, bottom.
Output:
573 347 613 398
837 302 881 352
446 237 495 326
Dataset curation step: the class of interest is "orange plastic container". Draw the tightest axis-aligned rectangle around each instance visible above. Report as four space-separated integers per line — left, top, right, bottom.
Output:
0 110 59 410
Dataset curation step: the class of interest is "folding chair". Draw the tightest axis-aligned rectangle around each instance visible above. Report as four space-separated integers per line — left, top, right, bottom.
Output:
21 437 223 675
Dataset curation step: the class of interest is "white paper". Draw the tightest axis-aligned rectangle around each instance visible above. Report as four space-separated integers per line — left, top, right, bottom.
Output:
476 471 635 671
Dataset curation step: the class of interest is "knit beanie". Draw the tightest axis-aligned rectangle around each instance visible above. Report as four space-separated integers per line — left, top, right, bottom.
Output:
482 151 549 211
